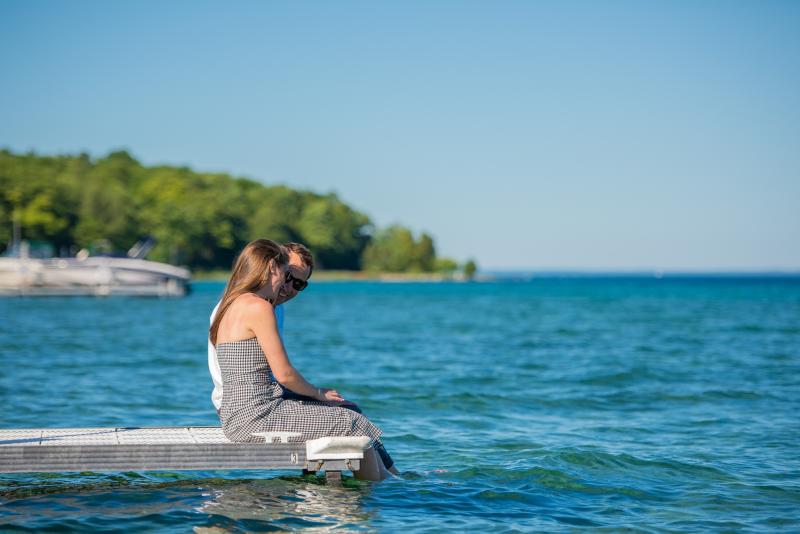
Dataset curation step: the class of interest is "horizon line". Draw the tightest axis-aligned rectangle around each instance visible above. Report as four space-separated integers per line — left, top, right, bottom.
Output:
482 268 800 275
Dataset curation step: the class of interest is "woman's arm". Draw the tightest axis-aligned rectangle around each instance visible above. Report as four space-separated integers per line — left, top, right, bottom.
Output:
245 296 345 403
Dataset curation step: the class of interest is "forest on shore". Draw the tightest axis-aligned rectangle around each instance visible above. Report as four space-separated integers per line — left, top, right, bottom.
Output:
0 149 476 275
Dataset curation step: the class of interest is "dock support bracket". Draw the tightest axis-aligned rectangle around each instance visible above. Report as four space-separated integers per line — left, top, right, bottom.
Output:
303 436 370 480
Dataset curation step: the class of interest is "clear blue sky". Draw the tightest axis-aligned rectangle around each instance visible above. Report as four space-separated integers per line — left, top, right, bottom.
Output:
1 1 798 270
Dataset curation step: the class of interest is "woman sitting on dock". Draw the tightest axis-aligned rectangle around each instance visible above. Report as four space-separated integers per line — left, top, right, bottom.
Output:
210 238 395 481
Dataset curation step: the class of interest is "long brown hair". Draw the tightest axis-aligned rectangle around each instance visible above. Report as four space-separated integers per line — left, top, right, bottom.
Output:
209 239 288 345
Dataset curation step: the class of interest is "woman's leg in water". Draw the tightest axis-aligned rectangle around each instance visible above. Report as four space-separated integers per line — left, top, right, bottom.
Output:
352 446 392 481
373 441 399 475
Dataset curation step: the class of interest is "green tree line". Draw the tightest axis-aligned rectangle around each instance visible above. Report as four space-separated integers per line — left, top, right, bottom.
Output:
0 149 475 274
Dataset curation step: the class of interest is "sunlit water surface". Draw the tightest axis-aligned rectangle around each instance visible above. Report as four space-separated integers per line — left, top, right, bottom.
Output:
1 278 799 532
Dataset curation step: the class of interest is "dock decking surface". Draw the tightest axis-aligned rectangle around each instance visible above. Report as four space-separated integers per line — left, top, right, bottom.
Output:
1 426 239 446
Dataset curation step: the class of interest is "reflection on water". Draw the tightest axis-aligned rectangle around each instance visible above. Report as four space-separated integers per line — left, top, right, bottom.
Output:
195 477 374 531
0 474 375 532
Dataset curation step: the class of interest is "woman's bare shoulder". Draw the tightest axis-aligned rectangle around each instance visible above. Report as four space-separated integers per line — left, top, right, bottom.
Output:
232 293 274 314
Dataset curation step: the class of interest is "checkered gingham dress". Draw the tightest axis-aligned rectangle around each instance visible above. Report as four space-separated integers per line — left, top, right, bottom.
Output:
216 337 383 444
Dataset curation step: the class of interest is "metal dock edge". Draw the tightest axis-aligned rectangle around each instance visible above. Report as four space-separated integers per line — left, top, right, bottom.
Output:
0 427 363 476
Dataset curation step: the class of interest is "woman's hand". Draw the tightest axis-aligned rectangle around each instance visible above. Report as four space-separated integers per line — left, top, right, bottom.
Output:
316 388 360 410
317 387 345 403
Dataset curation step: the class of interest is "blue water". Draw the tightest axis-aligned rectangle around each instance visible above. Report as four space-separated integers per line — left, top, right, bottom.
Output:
1 278 799 532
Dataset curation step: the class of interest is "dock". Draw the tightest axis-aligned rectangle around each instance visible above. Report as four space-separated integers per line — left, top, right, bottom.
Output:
0 427 371 481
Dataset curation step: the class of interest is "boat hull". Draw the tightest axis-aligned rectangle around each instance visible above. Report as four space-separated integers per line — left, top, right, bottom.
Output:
0 257 191 297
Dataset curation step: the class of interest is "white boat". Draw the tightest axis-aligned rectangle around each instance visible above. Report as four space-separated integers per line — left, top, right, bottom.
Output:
0 240 191 297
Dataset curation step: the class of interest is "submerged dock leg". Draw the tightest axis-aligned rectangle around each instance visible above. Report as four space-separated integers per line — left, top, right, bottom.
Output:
325 470 343 484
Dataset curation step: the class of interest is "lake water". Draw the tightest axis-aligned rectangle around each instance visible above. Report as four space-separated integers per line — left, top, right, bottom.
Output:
1 278 799 532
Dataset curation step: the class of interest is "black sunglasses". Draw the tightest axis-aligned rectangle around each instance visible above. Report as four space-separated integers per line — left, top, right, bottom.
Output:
285 271 308 291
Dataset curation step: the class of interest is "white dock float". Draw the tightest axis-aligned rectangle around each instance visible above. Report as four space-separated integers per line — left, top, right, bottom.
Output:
0 427 371 478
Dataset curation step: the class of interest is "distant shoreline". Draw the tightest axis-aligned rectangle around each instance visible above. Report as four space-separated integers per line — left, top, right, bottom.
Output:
192 269 799 282
192 269 480 282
